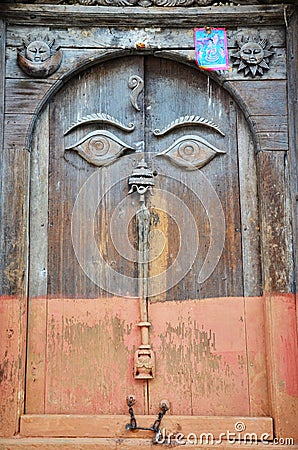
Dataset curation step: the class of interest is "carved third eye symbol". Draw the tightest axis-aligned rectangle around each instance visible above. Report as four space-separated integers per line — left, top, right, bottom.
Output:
157 135 225 170
65 130 135 167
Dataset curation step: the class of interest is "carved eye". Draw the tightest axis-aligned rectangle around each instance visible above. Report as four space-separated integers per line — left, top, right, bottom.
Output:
65 130 135 167
157 135 225 170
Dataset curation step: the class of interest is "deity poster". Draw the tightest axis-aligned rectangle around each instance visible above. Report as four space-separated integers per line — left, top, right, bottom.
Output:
194 28 229 71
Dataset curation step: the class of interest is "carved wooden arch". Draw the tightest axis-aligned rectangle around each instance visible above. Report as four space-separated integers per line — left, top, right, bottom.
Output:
28 47 261 302
26 49 260 153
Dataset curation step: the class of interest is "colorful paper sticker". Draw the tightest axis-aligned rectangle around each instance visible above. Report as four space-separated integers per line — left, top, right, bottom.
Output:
194 28 229 71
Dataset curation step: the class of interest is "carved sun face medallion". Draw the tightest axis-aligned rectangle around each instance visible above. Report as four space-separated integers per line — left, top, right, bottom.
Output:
239 42 264 65
17 34 62 78
231 36 274 77
26 40 52 62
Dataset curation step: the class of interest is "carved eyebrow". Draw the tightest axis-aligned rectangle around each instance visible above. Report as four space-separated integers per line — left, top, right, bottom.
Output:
64 112 135 136
153 115 225 137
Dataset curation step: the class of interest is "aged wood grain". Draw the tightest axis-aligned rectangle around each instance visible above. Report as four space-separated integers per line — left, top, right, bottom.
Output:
257 152 294 293
0 149 29 295
144 57 243 300
28 106 49 298
46 56 143 298
264 294 298 441
230 80 288 152
19 414 273 439
4 77 54 150
5 26 285 52
256 131 288 151
0 149 29 437
6 47 109 81
237 112 261 296
0 30 30 435
227 27 286 48
0 5 289 27
155 48 286 82
4 113 36 151
287 9 298 337
251 114 288 133
0 19 5 150
230 80 287 117
5 79 54 116
3 47 287 155
0 18 5 292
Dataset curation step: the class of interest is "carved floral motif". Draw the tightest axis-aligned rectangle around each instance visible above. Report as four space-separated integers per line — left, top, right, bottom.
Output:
231 35 274 78
17 35 62 78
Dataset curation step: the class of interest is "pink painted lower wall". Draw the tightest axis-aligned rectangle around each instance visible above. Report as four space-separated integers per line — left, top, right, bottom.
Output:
0 294 297 441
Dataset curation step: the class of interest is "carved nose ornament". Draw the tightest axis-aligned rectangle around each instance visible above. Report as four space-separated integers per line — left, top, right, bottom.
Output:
128 158 155 195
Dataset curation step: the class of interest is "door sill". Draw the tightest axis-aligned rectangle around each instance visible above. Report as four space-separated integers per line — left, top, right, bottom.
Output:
20 414 273 439
0 437 297 450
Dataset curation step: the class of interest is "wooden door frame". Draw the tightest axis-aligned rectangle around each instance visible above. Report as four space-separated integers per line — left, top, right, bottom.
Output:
0 3 297 443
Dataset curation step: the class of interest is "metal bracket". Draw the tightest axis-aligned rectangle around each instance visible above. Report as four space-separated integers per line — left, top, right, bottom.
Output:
126 395 170 444
134 345 155 379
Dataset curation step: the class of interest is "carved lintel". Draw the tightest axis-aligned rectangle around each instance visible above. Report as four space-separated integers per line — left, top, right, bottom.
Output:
9 0 296 5
76 0 278 5
17 34 62 78
77 0 214 5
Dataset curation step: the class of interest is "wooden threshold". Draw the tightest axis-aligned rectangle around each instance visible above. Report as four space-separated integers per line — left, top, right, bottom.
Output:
1 438 297 450
20 415 273 439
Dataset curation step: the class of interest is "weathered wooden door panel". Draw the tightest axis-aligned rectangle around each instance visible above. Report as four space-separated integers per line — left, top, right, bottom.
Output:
26 297 146 415
48 56 144 298
27 57 148 415
148 296 269 416
45 297 145 414
144 57 248 300
26 54 266 429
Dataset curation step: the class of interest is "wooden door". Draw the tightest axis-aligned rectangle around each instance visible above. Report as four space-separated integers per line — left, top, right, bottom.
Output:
22 55 273 439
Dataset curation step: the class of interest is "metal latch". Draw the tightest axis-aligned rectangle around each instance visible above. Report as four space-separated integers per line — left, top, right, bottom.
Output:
128 159 156 379
126 395 170 444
